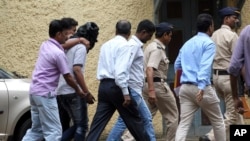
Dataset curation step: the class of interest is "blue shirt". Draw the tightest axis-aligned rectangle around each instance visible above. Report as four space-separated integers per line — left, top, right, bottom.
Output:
174 32 215 90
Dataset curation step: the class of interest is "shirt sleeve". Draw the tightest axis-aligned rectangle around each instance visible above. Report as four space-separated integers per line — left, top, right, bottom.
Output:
147 47 162 70
197 42 215 90
56 52 70 75
114 42 131 95
228 31 246 76
174 49 182 72
73 45 86 66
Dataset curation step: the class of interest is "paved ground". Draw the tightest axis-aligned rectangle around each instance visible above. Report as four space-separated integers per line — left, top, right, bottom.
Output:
98 95 250 141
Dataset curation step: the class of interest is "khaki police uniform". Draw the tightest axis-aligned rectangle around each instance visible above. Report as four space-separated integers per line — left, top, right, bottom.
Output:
206 25 244 141
143 39 178 141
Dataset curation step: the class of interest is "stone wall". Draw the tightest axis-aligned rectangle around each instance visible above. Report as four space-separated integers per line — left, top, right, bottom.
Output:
239 1 250 31
0 0 153 96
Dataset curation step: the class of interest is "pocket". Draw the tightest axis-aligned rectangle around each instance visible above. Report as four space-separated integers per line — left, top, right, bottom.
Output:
162 82 169 92
204 86 220 104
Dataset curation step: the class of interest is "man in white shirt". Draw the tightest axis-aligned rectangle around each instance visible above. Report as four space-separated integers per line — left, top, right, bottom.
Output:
86 20 150 141
107 19 156 141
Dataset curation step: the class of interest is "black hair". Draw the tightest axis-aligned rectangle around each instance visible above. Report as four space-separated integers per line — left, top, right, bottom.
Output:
196 13 213 33
116 20 131 35
61 17 78 27
49 19 71 38
71 22 99 52
136 19 155 33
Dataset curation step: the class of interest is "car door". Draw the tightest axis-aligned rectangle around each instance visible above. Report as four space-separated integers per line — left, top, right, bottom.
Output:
0 79 8 140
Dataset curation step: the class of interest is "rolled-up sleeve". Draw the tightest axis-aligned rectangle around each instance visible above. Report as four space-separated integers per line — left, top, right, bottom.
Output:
228 28 246 77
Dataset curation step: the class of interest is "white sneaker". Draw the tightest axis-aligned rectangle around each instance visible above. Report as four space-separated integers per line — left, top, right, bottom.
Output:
121 130 135 141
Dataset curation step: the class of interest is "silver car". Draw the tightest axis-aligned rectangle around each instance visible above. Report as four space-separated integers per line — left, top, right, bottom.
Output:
0 67 31 141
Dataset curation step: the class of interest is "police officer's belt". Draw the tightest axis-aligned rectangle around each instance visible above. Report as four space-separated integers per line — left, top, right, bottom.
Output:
145 77 166 82
213 69 229 75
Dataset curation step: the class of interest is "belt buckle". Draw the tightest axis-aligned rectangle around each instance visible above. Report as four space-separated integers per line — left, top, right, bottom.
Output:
161 78 165 83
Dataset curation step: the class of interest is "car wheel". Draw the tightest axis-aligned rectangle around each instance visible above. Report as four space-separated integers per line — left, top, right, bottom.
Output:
15 118 31 141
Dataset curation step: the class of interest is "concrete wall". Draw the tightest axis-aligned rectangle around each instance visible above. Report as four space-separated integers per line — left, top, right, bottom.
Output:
239 1 250 31
0 0 153 96
0 0 153 75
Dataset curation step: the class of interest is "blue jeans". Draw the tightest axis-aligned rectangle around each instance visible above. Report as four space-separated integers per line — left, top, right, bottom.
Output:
106 88 156 141
22 94 62 141
58 94 88 141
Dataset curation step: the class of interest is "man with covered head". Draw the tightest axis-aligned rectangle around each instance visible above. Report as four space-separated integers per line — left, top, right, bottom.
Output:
200 7 243 141
56 22 98 141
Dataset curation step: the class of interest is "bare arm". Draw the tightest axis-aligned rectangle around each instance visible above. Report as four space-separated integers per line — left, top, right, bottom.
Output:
63 73 84 97
73 66 89 93
73 65 95 104
146 67 157 104
62 37 90 50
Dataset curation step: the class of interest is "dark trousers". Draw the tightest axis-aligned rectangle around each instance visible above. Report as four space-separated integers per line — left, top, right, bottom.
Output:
57 97 71 132
86 79 149 141
58 94 88 141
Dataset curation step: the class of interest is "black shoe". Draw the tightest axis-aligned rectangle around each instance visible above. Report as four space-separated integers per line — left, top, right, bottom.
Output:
199 135 210 141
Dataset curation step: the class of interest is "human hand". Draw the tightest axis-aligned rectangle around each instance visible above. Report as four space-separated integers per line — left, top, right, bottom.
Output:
79 37 90 48
196 90 204 102
76 90 85 98
85 92 96 104
148 90 157 105
123 95 131 107
234 98 245 115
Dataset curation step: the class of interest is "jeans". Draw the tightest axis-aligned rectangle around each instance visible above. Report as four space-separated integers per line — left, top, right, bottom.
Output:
22 94 62 141
57 97 71 132
107 88 156 141
57 94 88 141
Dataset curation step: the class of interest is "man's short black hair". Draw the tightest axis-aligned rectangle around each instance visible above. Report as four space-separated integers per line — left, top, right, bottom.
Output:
196 13 213 33
49 19 71 38
136 19 155 33
61 17 78 27
116 20 131 35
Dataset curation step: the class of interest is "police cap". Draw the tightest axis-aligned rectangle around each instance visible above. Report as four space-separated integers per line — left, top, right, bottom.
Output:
155 22 173 33
219 7 240 17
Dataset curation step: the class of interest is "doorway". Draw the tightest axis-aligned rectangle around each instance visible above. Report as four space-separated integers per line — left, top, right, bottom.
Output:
157 0 225 137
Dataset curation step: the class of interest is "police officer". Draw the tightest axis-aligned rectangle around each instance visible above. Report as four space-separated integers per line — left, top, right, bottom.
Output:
143 22 179 141
200 7 244 141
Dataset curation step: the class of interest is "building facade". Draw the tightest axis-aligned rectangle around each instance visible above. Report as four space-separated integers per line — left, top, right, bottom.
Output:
0 0 249 138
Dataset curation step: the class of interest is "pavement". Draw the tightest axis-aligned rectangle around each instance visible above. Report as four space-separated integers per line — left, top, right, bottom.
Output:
99 95 250 141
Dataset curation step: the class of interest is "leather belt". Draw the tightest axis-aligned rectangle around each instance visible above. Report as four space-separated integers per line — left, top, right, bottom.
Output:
182 82 197 85
182 81 211 86
101 78 115 82
213 69 228 75
145 77 166 82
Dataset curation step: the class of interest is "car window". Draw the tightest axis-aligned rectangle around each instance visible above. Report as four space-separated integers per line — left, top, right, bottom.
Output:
0 68 18 79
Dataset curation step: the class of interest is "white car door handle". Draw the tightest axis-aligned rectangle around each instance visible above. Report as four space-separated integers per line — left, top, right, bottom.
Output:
0 110 3 114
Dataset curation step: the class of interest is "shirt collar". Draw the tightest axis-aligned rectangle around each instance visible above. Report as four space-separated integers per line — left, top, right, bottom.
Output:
115 35 128 41
197 32 210 37
48 38 64 51
131 35 143 47
153 39 165 50
221 24 232 30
